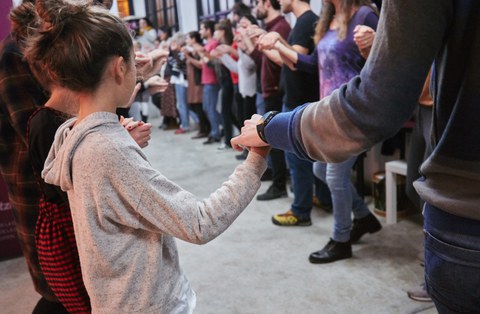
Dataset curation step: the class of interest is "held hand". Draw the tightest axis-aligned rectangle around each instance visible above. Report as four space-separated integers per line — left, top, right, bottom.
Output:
128 122 152 148
257 32 280 51
246 25 266 39
230 114 269 152
216 44 231 55
136 49 168 80
353 25 375 50
249 146 270 159
120 82 142 109
210 49 221 59
144 76 169 93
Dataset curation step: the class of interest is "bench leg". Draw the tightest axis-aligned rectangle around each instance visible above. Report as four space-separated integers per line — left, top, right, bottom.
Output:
386 171 398 224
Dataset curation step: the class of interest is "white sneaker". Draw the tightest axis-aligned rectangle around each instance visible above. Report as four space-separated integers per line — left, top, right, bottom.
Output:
217 143 232 151
407 283 432 302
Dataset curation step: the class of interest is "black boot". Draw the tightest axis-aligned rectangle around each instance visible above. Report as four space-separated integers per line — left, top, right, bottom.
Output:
256 184 287 201
350 213 382 243
141 114 148 123
309 238 352 264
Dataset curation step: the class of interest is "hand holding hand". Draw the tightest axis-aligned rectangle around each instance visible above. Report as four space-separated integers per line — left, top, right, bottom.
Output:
144 76 169 93
120 116 152 148
246 25 266 39
257 32 281 51
216 44 232 55
120 82 142 109
128 122 152 148
249 146 270 159
230 114 269 152
135 49 168 80
353 25 375 50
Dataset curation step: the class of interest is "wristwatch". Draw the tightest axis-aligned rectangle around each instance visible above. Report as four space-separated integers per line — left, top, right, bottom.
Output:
256 111 279 144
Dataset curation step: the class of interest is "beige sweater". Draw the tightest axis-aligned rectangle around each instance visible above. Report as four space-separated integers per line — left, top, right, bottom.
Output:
43 112 267 313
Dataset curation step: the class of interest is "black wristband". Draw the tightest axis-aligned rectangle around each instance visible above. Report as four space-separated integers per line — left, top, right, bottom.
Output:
256 111 279 144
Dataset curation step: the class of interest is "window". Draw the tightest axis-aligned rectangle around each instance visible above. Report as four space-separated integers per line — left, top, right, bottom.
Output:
116 0 132 17
145 0 179 31
197 0 254 23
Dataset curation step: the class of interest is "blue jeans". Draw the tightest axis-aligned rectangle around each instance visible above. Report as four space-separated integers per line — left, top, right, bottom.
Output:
203 84 221 139
286 152 314 220
256 92 265 115
423 204 480 313
313 159 370 242
175 84 189 130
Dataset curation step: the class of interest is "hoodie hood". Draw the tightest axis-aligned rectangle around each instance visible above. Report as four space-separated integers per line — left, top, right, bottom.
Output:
42 112 120 192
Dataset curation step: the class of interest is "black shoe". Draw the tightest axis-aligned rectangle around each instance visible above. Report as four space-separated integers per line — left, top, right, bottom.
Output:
235 149 248 160
260 168 273 181
256 185 287 201
350 213 382 243
191 132 208 139
203 137 220 144
309 238 352 264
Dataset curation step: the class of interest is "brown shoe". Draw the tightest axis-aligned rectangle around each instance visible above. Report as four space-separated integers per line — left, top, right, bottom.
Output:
191 132 208 139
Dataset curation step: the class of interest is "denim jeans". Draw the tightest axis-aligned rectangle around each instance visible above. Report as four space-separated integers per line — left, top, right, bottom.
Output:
256 92 265 115
175 84 189 130
423 203 480 313
285 152 314 220
203 84 221 139
313 159 370 242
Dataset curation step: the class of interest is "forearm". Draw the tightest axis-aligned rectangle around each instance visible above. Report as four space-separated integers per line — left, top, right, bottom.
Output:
266 0 448 163
138 153 267 244
275 41 298 69
262 49 283 66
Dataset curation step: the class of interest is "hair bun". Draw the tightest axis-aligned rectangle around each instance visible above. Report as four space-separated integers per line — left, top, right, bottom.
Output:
36 0 90 32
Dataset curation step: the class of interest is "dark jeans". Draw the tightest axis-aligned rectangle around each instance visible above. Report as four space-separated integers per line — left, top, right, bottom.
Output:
285 152 314 219
424 203 480 312
220 81 240 146
264 95 287 189
189 103 210 135
233 85 256 126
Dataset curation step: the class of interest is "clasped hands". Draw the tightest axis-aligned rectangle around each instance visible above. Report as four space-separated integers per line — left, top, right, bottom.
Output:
120 116 152 148
245 26 281 51
135 48 169 82
231 114 270 158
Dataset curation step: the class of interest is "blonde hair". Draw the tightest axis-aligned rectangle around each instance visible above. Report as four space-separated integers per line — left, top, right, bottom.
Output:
313 0 377 43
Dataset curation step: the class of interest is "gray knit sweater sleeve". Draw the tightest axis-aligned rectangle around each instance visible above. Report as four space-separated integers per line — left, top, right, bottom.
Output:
82 129 267 244
135 152 267 244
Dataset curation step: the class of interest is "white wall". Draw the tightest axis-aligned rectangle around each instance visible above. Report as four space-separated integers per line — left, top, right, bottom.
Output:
177 0 199 32
310 0 322 15
132 0 146 18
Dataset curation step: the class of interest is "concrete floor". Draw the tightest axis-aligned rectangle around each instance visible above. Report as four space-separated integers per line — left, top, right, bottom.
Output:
0 117 437 314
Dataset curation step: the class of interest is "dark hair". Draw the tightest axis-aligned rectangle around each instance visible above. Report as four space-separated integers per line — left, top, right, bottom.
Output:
232 2 250 17
9 2 37 49
269 0 281 11
240 14 258 25
215 19 234 45
25 0 133 92
158 26 172 38
140 17 153 28
188 31 201 44
201 20 216 35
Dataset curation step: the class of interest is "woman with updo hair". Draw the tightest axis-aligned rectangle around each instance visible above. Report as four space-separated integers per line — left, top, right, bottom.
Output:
26 1 269 313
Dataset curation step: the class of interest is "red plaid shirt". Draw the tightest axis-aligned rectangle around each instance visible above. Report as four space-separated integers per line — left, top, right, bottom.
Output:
0 35 56 301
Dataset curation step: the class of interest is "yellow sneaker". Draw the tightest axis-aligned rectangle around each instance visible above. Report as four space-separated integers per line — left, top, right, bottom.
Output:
272 210 312 226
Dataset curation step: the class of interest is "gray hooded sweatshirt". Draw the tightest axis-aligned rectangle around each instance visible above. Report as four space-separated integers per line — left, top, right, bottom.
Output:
42 112 267 313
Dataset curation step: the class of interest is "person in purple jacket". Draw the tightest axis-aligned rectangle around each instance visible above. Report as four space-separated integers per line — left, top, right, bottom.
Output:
256 0 382 263
233 0 480 311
